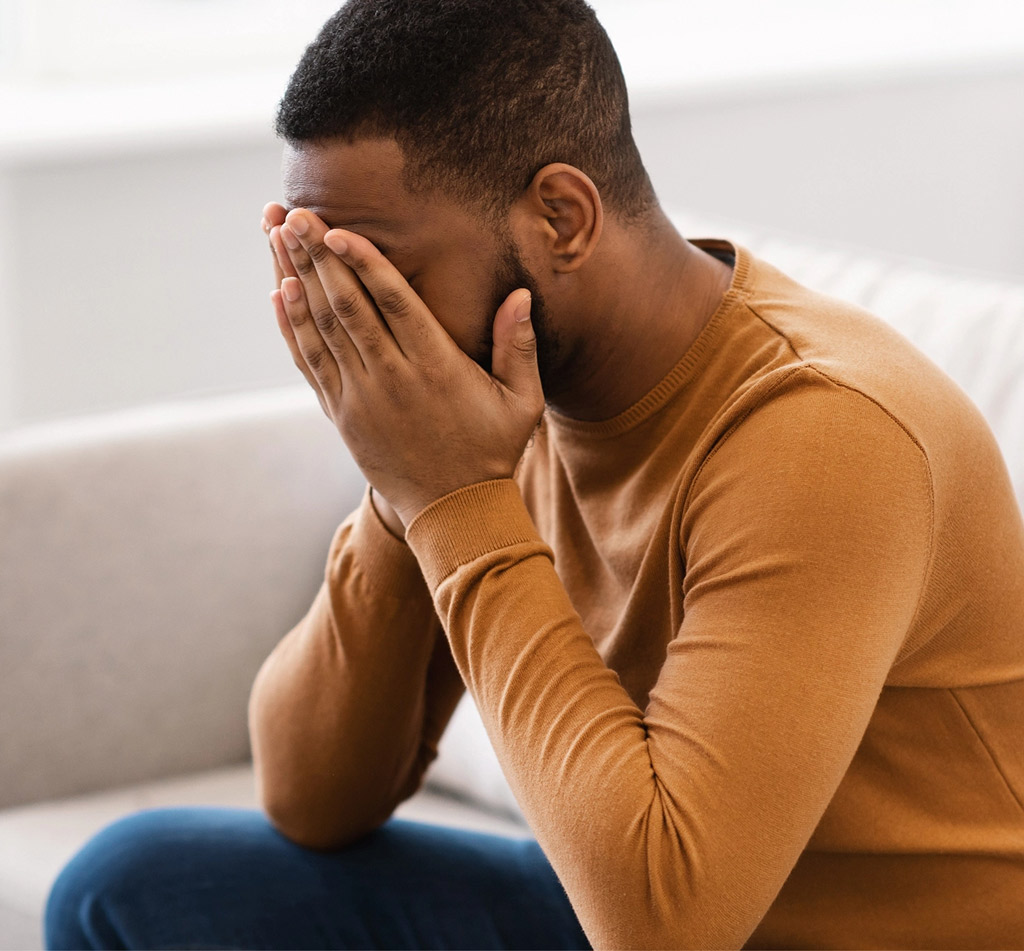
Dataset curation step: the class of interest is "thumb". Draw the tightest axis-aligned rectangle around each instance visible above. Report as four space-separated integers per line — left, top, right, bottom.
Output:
490 289 542 398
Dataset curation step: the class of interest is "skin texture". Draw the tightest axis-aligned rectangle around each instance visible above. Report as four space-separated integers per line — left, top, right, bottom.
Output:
262 137 733 529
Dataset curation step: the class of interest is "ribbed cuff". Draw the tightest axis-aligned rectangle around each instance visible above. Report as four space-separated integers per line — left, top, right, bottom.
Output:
330 485 427 598
405 479 543 593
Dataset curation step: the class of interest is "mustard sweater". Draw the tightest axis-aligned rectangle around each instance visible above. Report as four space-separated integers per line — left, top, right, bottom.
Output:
249 241 1024 950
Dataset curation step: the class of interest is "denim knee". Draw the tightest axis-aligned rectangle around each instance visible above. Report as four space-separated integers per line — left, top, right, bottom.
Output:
45 810 171 950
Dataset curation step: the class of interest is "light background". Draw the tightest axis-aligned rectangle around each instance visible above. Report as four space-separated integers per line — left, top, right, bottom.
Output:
0 0 1022 429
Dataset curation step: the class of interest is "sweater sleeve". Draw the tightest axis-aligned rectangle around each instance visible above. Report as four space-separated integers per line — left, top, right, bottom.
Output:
405 381 933 949
248 485 465 849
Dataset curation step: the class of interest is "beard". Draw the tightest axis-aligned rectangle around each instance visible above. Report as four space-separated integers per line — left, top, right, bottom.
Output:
471 234 562 393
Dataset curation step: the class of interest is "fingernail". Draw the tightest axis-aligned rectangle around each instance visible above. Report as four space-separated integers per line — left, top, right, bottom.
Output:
324 231 348 256
514 292 532 322
260 217 269 234
282 277 302 302
288 213 309 236
280 225 300 251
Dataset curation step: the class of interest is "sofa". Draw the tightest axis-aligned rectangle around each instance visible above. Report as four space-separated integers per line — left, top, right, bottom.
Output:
2 219 1023 950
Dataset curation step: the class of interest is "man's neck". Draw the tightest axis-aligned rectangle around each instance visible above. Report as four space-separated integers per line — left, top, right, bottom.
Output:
543 212 734 423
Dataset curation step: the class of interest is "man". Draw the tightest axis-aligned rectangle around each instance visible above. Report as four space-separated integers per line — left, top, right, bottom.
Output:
46 1 1024 949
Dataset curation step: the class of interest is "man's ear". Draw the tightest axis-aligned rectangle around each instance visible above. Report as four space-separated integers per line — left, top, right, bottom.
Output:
514 163 604 273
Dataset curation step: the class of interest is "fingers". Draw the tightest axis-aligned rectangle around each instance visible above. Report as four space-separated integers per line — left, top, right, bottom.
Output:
489 289 541 399
323 228 444 361
277 274 347 400
262 202 287 231
282 210 391 369
271 288 330 418
268 226 298 288
278 220 366 375
266 225 294 286
264 202 356 416
262 203 293 288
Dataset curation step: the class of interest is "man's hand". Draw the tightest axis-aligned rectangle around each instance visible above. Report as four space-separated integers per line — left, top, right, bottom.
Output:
263 203 404 536
264 206 544 528
262 202 331 422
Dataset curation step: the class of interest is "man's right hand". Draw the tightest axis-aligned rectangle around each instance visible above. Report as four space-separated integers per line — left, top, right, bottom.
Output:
261 202 407 541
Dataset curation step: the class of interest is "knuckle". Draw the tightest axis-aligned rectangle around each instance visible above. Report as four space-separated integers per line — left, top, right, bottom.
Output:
514 335 538 358
379 362 407 402
329 289 364 322
376 287 412 318
293 255 316 277
417 362 444 387
312 306 337 335
307 241 332 265
304 346 331 374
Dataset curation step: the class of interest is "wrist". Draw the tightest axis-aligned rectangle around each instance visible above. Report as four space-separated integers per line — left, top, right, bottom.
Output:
369 486 407 540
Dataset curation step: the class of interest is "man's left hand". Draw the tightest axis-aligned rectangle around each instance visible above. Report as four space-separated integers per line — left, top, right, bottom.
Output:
269 208 545 528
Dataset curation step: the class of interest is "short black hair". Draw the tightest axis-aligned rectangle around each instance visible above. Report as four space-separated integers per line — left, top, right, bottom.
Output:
276 0 656 220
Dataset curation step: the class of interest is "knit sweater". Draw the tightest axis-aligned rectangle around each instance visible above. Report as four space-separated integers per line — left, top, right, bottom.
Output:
249 241 1024 950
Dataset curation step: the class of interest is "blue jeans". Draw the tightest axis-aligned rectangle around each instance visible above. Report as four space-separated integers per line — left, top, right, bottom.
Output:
44 807 590 950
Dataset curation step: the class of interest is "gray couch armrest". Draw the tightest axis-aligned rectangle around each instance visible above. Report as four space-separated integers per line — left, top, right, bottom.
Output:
0 386 362 810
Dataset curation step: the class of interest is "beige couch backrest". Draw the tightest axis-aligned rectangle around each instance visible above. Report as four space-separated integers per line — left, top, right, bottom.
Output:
0 389 352 809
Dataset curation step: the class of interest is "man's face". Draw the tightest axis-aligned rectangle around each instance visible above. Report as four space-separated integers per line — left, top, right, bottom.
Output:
281 137 552 377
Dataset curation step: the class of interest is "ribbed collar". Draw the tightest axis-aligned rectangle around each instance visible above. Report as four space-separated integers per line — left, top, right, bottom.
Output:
543 240 752 440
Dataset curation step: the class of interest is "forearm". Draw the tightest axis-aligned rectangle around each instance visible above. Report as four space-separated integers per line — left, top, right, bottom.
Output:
406 470 927 949
249 488 464 848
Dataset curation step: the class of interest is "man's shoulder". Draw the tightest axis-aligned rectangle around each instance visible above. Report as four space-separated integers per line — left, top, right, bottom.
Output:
732 248 992 468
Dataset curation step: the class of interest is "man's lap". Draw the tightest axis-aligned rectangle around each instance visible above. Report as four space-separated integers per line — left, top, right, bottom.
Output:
44 806 589 950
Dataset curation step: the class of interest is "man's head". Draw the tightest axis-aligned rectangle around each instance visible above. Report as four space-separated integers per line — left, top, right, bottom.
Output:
276 0 657 391
277 0 653 222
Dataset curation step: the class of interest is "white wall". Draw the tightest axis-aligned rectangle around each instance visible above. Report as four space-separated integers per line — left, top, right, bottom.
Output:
2 141 287 427
1 0 341 82
634 66 1024 278
0 174 15 426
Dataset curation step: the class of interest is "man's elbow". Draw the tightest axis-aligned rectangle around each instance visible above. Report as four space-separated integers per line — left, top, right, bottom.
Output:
255 776 390 852
258 789 382 852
